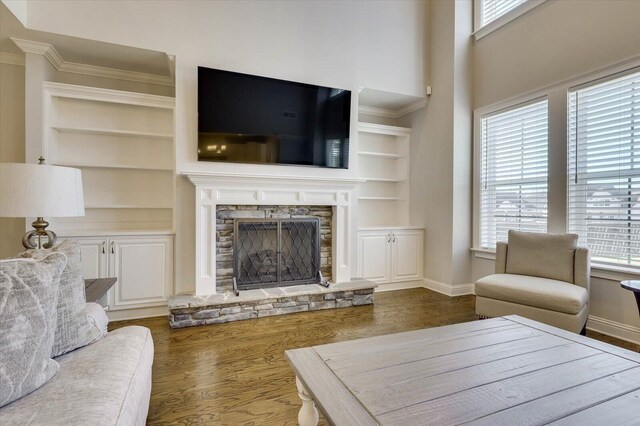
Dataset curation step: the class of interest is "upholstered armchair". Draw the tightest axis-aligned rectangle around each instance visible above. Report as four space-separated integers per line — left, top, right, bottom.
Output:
475 230 590 334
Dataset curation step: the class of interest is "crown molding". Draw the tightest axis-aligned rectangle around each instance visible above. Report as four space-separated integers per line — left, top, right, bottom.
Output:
0 52 25 66
359 98 427 119
11 38 174 87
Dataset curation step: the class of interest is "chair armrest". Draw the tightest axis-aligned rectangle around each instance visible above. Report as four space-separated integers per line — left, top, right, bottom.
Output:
574 247 590 293
495 242 508 274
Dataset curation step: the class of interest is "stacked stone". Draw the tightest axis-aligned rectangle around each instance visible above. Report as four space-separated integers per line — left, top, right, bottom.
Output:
215 205 333 293
169 288 373 329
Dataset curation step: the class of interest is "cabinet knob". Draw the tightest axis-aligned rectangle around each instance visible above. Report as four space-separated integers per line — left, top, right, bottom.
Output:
111 241 115 254
387 234 391 243
392 234 396 243
101 241 106 254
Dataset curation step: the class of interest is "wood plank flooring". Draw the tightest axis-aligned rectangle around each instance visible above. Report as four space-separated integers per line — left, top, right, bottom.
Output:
109 288 639 425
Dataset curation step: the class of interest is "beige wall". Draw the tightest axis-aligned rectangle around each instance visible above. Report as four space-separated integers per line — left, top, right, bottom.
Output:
402 0 472 287
0 61 25 258
472 0 640 342
474 0 640 109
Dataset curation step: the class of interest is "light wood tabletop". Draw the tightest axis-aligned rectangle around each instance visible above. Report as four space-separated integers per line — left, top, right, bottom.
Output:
285 315 640 426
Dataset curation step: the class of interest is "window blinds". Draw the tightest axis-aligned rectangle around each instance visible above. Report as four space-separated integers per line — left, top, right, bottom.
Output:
568 70 640 268
480 99 548 249
481 0 527 27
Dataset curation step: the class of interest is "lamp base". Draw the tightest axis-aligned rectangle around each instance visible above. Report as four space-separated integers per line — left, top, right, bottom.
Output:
22 217 57 249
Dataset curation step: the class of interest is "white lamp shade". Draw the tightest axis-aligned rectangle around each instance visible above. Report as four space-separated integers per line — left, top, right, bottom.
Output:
0 163 85 218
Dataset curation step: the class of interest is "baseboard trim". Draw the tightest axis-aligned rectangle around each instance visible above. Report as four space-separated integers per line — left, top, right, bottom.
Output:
587 315 640 345
422 279 475 297
374 281 424 292
107 305 168 322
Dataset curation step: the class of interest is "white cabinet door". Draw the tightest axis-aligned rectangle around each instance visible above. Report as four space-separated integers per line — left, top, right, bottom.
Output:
73 237 108 280
357 231 392 283
109 236 173 310
391 230 424 282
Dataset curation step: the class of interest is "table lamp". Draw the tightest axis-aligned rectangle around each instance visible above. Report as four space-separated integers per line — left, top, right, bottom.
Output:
0 157 85 249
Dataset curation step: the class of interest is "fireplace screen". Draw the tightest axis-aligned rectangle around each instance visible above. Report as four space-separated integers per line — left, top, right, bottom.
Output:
234 218 321 290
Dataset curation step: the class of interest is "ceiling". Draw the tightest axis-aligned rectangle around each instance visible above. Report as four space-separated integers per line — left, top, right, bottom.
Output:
0 2 172 77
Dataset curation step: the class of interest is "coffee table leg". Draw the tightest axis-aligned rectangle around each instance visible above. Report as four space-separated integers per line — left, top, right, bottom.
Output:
296 376 319 426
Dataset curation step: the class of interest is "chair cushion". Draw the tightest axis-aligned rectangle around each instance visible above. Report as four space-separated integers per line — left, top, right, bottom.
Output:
476 274 588 315
0 253 67 408
17 240 104 357
506 230 578 283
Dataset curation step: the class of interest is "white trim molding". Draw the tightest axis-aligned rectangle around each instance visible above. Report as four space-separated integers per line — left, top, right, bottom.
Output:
587 315 640 346
423 278 475 297
11 38 174 87
473 0 548 41
183 171 360 295
358 98 427 119
0 52 25 66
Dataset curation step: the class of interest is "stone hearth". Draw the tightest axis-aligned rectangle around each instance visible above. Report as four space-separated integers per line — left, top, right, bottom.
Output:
168 280 376 328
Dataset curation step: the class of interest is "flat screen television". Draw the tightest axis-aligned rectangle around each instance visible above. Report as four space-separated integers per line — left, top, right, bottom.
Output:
198 66 351 168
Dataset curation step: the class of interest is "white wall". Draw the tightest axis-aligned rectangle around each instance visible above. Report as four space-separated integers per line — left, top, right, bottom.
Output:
0 61 25 258
473 0 640 342
19 0 429 294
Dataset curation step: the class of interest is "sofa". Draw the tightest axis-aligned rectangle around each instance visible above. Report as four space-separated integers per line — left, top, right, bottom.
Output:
0 241 154 425
475 231 590 334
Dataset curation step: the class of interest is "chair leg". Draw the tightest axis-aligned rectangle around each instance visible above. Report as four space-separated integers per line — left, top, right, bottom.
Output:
580 325 587 336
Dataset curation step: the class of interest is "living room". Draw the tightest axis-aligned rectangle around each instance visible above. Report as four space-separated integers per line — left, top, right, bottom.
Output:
1 0 640 424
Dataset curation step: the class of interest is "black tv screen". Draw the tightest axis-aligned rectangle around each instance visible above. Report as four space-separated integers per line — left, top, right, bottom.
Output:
198 67 350 168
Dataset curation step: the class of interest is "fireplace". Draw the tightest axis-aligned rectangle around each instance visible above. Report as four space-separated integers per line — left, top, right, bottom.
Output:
184 171 359 296
234 218 322 292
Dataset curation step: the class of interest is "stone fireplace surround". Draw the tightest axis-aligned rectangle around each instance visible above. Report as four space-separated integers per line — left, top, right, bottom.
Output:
216 205 333 294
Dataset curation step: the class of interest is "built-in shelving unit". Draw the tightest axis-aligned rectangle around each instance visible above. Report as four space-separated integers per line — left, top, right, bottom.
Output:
42 82 176 235
357 122 411 228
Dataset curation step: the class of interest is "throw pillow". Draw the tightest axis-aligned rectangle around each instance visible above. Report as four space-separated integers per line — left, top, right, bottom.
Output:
505 230 578 283
0 253 67 408
17 240 105 357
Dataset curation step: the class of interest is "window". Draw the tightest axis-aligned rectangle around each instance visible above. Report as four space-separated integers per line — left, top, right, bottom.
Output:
479 99 548 249
568 70 640 268
480 0 527 27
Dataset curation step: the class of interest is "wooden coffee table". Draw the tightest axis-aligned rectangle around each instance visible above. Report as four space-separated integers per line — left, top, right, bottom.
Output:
285 315 640 425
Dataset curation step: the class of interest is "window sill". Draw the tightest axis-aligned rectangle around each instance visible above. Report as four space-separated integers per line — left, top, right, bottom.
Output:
473 0 548 41
470 248 640 282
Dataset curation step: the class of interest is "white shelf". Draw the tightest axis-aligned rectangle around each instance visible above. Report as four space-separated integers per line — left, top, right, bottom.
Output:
84 204 173 209
358 196 402 201
360 177 405 183
55 161 173 172
358 226 424 231
53 126 173 139
357 151 404 159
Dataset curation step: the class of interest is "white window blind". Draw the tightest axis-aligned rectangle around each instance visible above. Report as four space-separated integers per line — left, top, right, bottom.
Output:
480 0 527 27
568 69 640 268
480 99 548 249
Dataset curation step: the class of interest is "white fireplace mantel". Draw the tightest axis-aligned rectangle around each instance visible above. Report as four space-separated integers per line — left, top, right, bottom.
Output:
183 171 362 295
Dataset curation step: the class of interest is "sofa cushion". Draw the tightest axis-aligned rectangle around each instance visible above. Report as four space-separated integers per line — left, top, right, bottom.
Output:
0 326 154 425
505 230 578 283
0 253 67 408
476 273 588 315
17 240 104 357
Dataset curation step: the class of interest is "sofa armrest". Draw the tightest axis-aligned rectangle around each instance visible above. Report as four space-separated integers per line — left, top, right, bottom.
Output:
574 247 590 293
495 242 508 274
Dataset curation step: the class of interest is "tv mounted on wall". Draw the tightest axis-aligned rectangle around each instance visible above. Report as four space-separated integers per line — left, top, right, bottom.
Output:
197 66 351 168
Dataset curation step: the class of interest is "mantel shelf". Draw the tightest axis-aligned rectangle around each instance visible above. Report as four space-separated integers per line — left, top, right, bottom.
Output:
52 126 173 139
357 151 404 159
55 161 173 172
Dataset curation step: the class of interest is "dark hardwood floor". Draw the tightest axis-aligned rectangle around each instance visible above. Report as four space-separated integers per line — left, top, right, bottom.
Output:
110 288 639 425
